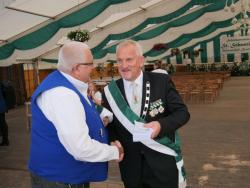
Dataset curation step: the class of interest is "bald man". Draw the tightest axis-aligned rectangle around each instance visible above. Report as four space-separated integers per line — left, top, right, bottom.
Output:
29 41 123 188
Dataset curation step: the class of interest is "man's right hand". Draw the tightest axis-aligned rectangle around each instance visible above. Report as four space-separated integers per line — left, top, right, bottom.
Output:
111 140 124 162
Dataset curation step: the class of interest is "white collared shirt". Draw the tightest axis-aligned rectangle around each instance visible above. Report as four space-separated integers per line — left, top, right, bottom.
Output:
123 71 143 113
36 71 118 162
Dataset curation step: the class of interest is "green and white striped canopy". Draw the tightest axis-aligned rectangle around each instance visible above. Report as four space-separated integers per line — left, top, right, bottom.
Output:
0 0 246 67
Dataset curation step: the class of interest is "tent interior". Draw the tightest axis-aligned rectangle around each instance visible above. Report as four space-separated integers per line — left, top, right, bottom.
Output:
0 0 249 103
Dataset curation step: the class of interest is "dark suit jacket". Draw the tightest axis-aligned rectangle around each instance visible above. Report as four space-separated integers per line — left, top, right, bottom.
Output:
102 72 190 186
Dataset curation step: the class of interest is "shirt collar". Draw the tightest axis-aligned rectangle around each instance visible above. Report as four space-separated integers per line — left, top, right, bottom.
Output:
123 71 143 88
60 71 88 94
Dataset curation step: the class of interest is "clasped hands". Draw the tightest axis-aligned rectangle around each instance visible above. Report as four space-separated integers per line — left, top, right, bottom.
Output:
110 121 161 162
111 140 124 162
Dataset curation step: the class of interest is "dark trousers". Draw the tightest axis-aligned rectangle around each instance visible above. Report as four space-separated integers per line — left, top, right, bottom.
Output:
122 153 178 188
0 113 8 145
31 173 90 188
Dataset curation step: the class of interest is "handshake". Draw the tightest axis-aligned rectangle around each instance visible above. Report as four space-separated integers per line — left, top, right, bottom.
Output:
111 140 124 162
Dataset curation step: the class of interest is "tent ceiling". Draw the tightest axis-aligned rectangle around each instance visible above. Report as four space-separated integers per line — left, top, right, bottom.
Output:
0 0 16 10
7 0 89 18
0 8 47 40
0 0 240 66
0 0 97 41
0 0 153 65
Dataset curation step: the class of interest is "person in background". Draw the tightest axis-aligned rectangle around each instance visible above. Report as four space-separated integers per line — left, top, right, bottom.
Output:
88 81 102 105
102 40 190 188
152 59 168 74
0 83 9 146
29 41 124 188
88 81 113 127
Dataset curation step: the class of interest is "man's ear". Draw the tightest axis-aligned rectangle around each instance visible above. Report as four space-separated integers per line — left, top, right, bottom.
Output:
71 64 80 77
139 56 145 68
72 64 80 72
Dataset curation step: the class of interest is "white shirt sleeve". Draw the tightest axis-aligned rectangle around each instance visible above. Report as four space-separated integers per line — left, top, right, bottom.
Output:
94 91 102 101
36 86 119 162
100 107 113 123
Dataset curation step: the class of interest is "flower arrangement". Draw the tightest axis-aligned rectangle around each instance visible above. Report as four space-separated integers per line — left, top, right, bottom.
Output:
153 43 168 51
183 50 189 55
170 48 180 56
220 63 229 71
193 50 200 57
193 49 203 57
67 29 90 42
183 50 190 58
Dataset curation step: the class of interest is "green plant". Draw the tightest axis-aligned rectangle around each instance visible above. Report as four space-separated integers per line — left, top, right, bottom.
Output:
231 63 240 76
67 29 90 42
220 63 229 71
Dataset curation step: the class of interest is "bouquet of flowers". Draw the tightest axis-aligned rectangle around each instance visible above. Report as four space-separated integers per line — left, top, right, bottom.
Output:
67 29 90 42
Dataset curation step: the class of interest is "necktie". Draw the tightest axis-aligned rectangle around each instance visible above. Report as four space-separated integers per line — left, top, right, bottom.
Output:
130 82 141 115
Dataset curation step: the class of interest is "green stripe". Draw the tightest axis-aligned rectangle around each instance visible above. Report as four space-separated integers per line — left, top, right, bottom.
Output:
200 42 208 63
107 80 186 180
92 0 226 53
41 58 58 64
213 36 221 62
0 0 129 60
108 80 144 124
108 80 183 162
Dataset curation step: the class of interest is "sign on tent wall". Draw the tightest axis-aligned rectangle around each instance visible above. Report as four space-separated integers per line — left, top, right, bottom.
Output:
220 35 250 54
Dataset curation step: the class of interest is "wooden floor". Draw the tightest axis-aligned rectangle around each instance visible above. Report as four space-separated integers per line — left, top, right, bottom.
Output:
0 76 250 188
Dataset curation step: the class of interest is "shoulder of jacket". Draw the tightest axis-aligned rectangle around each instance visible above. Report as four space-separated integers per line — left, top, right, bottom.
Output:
146 71 169 80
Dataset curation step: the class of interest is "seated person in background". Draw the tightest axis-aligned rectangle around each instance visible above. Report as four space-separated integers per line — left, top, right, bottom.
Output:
88 81 113 127
88 81 102 105
152 60 168 74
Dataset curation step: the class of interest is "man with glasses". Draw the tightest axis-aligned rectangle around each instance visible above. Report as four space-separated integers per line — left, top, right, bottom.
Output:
29 41 124 188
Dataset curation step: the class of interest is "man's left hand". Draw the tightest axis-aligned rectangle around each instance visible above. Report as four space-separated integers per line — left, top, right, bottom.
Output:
144 121 161 138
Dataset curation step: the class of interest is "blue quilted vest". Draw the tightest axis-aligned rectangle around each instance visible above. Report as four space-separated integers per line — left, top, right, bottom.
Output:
29 70 108 184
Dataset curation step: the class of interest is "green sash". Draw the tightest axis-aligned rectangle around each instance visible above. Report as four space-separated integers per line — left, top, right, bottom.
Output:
104 80 187 188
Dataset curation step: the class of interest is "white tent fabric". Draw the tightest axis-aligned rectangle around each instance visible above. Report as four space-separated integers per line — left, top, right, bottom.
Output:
0 0 15 10
39 1 242 65
0 8 47 40
88 0 192 48
0 0 91 41
96 25 236 63
148 26 236 61
89 4 238 62
8 0 89 18
0 0 153 66
35 0 189 63
0 0 246 67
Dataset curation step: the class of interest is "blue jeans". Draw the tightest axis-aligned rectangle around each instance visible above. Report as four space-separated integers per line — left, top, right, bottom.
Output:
30 173 90 188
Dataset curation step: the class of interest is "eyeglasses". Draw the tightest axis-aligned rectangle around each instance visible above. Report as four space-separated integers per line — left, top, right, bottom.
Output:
77 62 94 67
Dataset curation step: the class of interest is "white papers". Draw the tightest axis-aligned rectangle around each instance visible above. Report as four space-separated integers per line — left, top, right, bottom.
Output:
132 121 153 142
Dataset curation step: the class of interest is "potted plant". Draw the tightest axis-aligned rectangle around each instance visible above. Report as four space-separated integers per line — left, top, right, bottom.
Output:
67 29 90 42
220 63 229 71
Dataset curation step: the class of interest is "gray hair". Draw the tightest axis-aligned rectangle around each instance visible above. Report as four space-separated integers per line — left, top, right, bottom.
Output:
116 40 143 56
57 41 90 73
